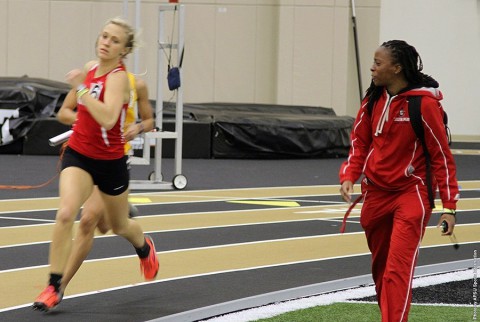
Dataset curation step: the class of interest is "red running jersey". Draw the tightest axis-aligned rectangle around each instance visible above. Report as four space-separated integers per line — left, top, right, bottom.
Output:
68 64 127 160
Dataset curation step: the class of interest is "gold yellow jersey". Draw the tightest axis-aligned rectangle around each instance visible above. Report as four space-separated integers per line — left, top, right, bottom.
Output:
124 72 137 154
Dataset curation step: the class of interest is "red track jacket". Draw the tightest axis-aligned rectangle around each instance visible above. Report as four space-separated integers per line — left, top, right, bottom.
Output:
339 87 459 210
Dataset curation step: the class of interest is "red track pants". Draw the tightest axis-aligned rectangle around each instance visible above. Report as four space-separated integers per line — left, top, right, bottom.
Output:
360 177 432 322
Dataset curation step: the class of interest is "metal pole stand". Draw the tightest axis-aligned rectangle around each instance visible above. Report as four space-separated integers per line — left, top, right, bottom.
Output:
129 3 187 190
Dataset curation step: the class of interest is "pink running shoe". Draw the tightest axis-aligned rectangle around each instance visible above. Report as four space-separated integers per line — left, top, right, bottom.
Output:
139 235 159 281
32 285 63 312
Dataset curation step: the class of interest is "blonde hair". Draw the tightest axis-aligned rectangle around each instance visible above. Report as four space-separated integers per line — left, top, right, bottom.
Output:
103 17 137 58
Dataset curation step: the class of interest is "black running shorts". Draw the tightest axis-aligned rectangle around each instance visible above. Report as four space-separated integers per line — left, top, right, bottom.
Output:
62 146 129 196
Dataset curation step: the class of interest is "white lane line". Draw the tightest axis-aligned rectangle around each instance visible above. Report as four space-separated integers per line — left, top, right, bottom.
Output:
2 227 479 270
0 204 340 229
1 216 479 249
2 257 475 316
0 216 55 223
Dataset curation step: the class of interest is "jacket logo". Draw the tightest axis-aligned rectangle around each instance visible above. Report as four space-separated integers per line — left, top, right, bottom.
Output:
394 109 409 122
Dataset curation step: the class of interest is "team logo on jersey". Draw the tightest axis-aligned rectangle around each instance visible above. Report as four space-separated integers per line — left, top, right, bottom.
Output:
90 82 103 99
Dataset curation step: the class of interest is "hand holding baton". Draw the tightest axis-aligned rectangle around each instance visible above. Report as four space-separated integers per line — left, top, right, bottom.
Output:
49 130 73 147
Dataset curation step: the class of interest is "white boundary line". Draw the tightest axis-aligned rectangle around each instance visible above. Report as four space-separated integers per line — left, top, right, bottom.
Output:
149 260 475 322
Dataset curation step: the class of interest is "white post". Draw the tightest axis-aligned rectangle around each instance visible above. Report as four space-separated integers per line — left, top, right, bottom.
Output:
174 5 185 175
153 7 166 181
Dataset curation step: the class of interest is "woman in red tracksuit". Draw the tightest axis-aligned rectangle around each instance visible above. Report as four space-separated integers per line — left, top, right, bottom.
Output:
339 40 459 322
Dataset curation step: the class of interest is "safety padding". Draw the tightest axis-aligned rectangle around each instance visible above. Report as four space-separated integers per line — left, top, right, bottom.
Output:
23 118 71 155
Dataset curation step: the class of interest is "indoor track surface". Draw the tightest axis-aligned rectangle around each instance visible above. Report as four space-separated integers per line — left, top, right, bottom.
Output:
0 151 478 322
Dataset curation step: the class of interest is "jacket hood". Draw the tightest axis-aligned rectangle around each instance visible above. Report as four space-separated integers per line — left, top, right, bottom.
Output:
401 86 443 101
399 74 443 100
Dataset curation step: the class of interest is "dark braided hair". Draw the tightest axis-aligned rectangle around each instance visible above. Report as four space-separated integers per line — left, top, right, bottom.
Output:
365 40 439 112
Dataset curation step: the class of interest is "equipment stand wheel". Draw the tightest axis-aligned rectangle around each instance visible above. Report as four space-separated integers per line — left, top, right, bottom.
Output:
173 174 187 190
148 171 163 182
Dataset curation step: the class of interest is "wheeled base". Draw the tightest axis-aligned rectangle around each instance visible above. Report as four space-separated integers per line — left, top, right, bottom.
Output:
130 173 187 190
129 131 188 190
